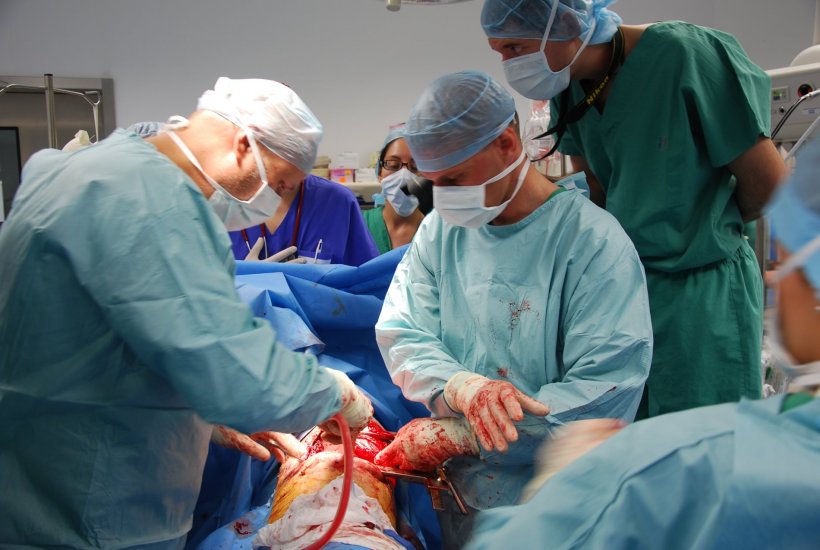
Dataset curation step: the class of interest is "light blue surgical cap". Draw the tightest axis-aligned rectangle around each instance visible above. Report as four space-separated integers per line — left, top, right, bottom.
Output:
481 0 622 45
767 138 820 293
127 121 163 138
405 71 516 172
197 77 324 174
377 124 408 177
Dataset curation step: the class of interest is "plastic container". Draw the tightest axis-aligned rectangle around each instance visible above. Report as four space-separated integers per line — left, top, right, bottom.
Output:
330 167 355 184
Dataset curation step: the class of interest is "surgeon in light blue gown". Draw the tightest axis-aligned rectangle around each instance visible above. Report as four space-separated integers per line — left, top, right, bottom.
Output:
466 136 820 550
373 71 653 547
0 77 373 549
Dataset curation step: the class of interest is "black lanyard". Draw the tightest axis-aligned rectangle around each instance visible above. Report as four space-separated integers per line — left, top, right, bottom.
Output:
533 28 625 161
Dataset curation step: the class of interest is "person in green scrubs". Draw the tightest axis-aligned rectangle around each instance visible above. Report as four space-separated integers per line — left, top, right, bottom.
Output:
482 0 788 417
363 125 427 253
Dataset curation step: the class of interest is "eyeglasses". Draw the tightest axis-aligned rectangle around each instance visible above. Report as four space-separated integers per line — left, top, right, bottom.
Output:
381 159 419 174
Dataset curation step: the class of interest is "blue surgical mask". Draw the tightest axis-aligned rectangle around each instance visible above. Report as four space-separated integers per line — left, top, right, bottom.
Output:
767 234 820 392
433 150 528 229
381 168 421 217
503 1 596 100
164 117 282 231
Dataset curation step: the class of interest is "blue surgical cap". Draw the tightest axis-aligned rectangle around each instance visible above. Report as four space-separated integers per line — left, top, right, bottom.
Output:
481 0 622 45
767 138 820 293
198 77 324 174
127 121 163 138
376 124 408 177
405 71 516 172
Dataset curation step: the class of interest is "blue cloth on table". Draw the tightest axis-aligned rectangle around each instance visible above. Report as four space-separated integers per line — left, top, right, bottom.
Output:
188 247 440 550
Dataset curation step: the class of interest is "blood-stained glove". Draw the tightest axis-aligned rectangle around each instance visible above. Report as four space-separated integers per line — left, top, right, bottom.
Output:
243 239 306 263
374 417 479 472
520 418 625 502
210 426 307 462
319 368 374 435
444 372 550 452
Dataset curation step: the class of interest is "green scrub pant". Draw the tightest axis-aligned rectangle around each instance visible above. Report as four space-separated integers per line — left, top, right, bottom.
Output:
638 243 763 418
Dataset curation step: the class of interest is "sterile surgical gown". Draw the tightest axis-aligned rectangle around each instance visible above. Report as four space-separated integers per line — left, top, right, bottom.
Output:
228 174 379 266
0 130 343 548
467 395 820 550
375 189 653 511
554 22 768 416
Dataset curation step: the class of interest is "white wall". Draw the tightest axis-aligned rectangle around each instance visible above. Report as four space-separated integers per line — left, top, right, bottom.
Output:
0 0 815 165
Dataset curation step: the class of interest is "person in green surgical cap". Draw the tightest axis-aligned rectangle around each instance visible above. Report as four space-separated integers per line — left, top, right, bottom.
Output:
482 0 788 417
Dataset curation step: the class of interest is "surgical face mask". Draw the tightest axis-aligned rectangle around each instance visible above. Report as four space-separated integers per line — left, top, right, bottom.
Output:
381 168 421 217
767 235 820 392
164 118 282 231
433 150 528 229
503 1 596 100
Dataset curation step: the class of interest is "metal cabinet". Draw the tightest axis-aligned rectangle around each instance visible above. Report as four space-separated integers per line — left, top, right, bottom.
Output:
0 75 115 219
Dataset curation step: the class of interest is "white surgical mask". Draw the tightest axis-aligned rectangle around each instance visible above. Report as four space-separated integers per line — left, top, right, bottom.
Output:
767 235 820 392
164 117 282 231
503 0 596 100
381 168 421 217
433 150 528 229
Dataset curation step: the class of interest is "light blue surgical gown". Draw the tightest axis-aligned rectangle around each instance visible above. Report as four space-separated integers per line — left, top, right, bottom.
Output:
467 395 820 550
375 189 653 510
0 130 343 549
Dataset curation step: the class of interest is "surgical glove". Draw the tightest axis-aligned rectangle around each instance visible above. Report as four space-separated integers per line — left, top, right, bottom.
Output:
243 237 266 261
62 129 92 152
319 368 374 435
211 425 270 461
244 239 305 263
520 418 625 502
252 431 308 461
267 245 300 263
210 426 308 462
444 372 550 452
374 417 478 472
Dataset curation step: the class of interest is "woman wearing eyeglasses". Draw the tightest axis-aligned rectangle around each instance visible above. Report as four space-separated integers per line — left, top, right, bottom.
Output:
363 125 429 254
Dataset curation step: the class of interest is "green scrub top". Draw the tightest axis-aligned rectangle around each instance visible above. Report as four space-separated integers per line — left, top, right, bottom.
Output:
554 22 770 416
363 206 392 254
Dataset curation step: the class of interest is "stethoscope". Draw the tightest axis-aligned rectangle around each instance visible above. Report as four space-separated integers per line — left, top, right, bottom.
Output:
240 180 305 260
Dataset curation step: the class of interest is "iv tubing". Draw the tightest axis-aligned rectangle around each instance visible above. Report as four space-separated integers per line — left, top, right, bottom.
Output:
304 413 354 550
